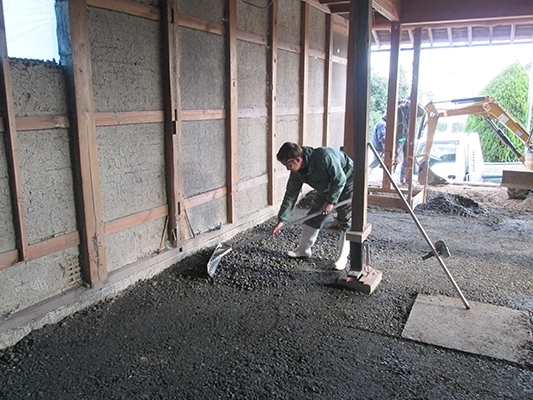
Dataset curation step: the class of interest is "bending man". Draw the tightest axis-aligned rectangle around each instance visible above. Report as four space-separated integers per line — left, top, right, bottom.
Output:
272 142 353 270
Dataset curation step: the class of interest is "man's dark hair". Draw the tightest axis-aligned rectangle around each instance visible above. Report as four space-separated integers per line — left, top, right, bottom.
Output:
276 142 303 162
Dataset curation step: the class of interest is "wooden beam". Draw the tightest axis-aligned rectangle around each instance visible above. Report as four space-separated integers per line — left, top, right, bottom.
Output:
323 13 333 147
226 0 238 223
95 110 164 126
401 0 533 25
382 21 401 190
447 27 453 45
177 13 224 36
372 0 400 22
104 205 168 236
0 0 29 261
345 0 372 271
87 0 160 20
300 1 310 146
162 0 184 246
267 0 278 205
57 0 107 285
406 28 422 206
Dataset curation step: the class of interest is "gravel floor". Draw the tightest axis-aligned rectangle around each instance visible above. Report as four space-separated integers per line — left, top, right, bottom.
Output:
1 189 532 399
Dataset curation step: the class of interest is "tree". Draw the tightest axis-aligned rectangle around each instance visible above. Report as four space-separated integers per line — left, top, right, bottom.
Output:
465 62 530 162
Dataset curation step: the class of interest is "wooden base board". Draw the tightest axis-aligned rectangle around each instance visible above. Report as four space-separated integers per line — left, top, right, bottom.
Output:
335 268 383 294
368 188 424 210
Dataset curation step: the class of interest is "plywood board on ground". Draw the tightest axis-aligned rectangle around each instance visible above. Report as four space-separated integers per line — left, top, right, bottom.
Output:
402 294 532 364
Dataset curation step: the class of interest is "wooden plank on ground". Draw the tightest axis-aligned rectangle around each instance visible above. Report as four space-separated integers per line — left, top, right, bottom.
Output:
501 170 533 189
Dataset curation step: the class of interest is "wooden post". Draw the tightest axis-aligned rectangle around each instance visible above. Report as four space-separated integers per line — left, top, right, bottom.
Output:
57 0 107 285
322 13 333 147
406 28 422 206
226 0 238 223
0 0 28 261
299 1 310 146
382 21 401 189
267 0 278 205
161 0 185 245
345 0 372 271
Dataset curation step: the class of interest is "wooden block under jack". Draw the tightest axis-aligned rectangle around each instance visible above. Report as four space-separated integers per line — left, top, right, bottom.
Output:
335 267 383 294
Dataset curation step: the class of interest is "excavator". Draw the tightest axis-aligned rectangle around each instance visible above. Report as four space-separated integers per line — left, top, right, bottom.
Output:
415 96 533 193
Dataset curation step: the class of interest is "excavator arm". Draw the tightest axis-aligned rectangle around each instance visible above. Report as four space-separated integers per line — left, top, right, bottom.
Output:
419 96 533 178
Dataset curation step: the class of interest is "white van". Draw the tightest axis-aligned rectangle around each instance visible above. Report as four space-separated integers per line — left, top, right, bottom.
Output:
415 132 484 183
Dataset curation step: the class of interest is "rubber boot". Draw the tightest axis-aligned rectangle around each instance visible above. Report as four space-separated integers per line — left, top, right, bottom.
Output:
333 231 350 270
287 225 320 258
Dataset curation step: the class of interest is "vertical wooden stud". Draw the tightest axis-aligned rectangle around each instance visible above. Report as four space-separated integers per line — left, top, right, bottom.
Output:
406 28 422 206
382 21 401 189
162 0 185 245
267 0 278 205
57 0 107 284
299 1 309 146
226 0 238 223
322 13 333 147
0 0 28 261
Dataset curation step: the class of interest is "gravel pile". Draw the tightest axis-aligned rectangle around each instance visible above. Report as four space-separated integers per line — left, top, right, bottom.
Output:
415 192 486 217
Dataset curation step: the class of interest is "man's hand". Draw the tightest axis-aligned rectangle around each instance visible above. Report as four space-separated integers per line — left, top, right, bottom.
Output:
321 202 334 215
272 222 284 236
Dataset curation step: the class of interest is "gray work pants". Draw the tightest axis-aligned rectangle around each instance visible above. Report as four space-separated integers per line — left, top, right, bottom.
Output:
303 182 353 231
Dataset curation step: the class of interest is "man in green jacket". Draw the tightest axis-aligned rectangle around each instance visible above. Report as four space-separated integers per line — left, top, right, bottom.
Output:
271 142 353 270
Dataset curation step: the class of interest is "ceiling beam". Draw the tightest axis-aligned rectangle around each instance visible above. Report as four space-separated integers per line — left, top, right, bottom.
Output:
372 16 533 31
401 0 533 26
324 0 400 21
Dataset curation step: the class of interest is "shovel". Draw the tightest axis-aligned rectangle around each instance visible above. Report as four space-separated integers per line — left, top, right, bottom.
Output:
207 198 351 277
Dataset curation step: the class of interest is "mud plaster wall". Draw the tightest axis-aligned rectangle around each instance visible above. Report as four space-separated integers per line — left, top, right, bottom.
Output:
0 58 80 316
239 117 268 182
278 0 301 45
236 183 269 219
97 124 167 223
306 114 324 148
178 0 225 24
308 57 325 108
105 218 166 273
89 8 163 112
179 28 226 110
237 0 269 36
0 247 81 316
276 50 300 109
309 6 326 52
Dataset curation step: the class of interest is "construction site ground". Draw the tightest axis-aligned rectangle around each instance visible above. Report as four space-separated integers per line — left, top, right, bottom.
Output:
1 181 532 399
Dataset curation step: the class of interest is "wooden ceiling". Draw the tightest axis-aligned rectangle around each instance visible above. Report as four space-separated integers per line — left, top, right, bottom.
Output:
318 0 533 49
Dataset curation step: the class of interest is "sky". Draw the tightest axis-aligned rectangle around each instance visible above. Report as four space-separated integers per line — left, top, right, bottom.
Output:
371 43 533 104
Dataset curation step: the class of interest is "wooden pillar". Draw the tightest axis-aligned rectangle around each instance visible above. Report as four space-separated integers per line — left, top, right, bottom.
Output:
322 13 333 147
162 0 185 246
406 28 422 205
57 0 107 285
267 0 278 205
226 0 238 223
299 1 310 146
345 0 372 270
0 0 28 261
382 21 401 189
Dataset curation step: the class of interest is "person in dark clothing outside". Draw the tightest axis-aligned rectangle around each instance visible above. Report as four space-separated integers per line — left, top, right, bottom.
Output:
369 102 411 184
271 142 354 270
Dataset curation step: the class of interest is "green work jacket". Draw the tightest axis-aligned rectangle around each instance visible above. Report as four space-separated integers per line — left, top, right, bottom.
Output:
277 146 354 222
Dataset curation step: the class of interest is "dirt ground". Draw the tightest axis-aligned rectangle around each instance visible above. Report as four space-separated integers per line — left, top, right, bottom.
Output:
1 182 533 399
